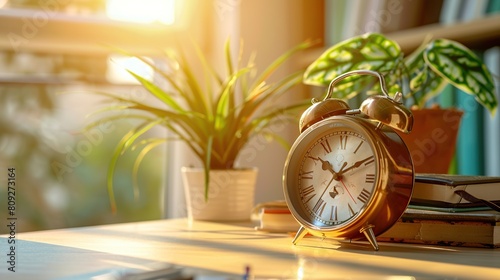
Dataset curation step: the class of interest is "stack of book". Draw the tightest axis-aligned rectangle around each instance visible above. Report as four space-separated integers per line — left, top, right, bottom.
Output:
378 208 500 248
379 173 500 248
251 200 299 233
254 174 500 248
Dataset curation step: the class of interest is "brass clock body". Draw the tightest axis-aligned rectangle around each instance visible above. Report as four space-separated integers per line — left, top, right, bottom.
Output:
283 70 415 250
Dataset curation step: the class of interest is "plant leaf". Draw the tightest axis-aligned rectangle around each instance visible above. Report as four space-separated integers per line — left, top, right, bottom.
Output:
224 38 234 76
176 49 211 116
214 67 251 130
106 119 163 212
127 70 186 112
303 33 403 94
405 47 447 107
251 39 316 90
424 39 497 115
131 138 167 201
204 135 213 201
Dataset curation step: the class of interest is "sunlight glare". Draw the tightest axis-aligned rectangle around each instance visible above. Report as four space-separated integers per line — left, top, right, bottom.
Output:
106 0 175 25
107 55 154 84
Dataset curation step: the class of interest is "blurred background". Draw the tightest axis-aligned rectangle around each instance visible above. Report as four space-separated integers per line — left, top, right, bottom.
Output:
0 0 499 233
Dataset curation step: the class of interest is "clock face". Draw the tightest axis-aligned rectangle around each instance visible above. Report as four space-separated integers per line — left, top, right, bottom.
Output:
286 120 379 228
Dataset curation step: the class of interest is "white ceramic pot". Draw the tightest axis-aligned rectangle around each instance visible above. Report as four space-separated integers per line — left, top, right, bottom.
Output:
181 167 258 221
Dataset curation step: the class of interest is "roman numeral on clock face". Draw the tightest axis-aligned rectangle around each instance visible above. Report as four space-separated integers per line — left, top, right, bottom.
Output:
320 139 332 154
313 198 326 215
301 185 315 197
357 188 371 204
339 135 348 150
301 185 316 203
348 203 356 215
300 170 313 180
330 205 338 221
353 140 364 154
365 173 375 183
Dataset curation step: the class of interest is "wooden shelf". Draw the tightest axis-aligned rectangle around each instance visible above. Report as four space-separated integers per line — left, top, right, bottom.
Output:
386 13 500 54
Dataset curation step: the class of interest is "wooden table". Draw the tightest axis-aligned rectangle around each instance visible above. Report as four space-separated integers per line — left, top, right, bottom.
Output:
1 218 499 279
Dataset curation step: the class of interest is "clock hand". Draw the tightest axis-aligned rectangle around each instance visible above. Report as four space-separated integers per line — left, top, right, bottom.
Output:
337 161 347 175
312 161 346 212
314 174 336 209
315 157 340 180
339 178 356 204
339 156 374 175
313 160 347 211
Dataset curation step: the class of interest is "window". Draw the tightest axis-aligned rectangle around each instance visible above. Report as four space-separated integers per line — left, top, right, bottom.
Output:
106 0 175 24
0 0 201 233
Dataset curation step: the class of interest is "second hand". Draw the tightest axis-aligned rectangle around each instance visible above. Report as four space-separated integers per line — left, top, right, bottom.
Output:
339 178 356 204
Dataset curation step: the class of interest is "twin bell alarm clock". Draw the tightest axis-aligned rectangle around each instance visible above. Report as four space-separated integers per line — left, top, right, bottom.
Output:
283 70 415 250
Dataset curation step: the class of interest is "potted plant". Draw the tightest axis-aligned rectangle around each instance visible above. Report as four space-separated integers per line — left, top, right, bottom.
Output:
88 39 314 221
302 32 497 173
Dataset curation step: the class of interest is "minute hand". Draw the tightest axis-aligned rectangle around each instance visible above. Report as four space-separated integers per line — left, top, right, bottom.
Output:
339 156 374 175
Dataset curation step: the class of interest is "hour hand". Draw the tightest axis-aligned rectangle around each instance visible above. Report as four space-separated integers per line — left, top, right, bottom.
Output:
315 157 338 179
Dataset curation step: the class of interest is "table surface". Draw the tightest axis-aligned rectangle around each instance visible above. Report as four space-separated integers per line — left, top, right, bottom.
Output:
1 218 500 279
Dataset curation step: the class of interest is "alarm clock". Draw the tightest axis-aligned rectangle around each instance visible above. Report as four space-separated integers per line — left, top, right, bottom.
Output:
283 70 414 250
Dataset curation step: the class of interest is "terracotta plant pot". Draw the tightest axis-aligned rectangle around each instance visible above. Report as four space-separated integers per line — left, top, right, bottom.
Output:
397 108 463 174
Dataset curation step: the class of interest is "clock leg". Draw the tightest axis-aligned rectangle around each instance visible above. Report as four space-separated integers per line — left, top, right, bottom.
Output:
292 226 308 245
360 224 379 251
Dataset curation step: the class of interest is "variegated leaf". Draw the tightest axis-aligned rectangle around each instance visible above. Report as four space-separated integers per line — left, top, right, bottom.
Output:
409 65 447 107
303 33 403 98
405 49 447 107
424 39 497 115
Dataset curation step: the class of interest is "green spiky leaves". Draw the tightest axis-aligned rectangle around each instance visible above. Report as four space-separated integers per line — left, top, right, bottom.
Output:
88 39 315 212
